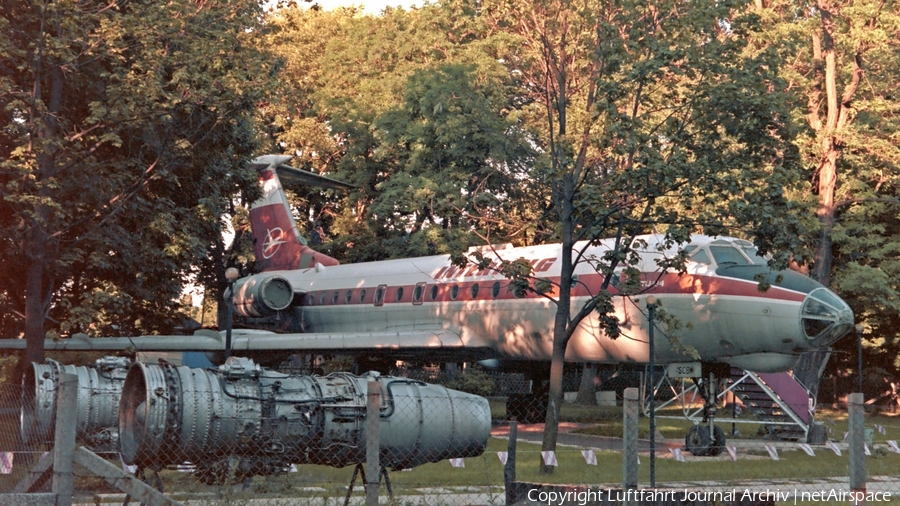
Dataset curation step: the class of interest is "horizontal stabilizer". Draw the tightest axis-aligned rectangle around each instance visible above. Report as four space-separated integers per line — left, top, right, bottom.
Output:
276 164 353 191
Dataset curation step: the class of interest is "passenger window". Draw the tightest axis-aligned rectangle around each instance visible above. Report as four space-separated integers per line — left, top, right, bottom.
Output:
470 283 480 298
345 290 353 304
450 285 460 300
396 287 404 302
413 282 426 305
359 289 367 303
491 281 501 298
430 285 439 300
374 285 386 306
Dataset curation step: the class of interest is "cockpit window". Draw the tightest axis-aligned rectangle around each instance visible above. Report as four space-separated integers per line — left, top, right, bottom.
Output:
801 287 853 345
690 249 711 265
740 247 768 266
709 246 750 265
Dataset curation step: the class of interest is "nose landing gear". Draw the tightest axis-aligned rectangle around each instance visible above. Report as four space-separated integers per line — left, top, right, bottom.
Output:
684 372 726 456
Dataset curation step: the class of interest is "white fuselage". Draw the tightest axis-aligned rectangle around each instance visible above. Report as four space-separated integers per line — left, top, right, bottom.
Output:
243 235 849 373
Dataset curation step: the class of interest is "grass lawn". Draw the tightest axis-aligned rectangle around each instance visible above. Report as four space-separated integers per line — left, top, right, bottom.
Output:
134 420 900 500
2 399 899 504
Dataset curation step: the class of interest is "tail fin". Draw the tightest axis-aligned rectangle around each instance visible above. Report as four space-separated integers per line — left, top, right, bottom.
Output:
248 155 340 272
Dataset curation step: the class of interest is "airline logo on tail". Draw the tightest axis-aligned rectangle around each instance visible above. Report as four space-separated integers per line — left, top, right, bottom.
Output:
261 227 288 259
249 157 340 272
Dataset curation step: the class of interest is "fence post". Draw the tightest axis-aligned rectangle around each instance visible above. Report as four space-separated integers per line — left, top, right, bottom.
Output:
849 392 866 505
53 372 78 506
366 379 381 506
623 387 639 494
504 420 517 506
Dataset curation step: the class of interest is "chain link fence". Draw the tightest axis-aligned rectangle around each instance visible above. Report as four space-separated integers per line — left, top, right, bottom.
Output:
1 358 899 505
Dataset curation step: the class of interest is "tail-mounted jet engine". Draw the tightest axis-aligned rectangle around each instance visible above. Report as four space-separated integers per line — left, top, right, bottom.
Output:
119 358 490 482
21 356 131 450
232 273 294 317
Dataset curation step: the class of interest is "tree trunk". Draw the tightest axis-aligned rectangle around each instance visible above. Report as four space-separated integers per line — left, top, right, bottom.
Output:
792 349 831 397
24 254 46 367
812 147 838 287
795 0 864 397
540 336 566 474
540 173 575 475
22 51 65 371
216 282 230 330
794 148 839 396
576 364 597 404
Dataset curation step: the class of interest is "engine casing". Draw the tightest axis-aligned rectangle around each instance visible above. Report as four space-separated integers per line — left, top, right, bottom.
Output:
119 358 490 479
21 357 131 449
232 273 294 317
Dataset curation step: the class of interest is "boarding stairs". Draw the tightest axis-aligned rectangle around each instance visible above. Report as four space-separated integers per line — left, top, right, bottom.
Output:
647 367 814 441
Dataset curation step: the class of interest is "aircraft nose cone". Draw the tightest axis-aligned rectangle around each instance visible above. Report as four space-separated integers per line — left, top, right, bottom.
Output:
800 287 854 347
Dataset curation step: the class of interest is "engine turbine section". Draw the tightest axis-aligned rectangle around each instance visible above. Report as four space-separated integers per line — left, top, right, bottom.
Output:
21 356 131 449
119 358 490 481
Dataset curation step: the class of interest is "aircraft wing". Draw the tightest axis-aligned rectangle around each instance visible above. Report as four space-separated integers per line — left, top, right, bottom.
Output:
230 328 465 352
0 329 468 353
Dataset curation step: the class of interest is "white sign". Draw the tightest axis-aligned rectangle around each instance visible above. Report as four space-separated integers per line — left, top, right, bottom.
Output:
582 450 597 465
667 362 702 378
541 451 558 466
0 453 12 474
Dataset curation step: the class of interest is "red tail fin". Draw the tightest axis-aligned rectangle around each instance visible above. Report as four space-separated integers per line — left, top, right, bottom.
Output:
248 155 340 272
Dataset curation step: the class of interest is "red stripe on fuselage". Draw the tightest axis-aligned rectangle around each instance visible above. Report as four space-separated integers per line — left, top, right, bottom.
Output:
647 272 806 302
301 271 806 308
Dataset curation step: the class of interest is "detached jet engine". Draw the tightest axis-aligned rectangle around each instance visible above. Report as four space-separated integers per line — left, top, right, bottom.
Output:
119 358 490 482
21 356 131 450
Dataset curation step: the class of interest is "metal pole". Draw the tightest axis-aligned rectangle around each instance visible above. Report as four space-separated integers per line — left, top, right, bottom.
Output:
647 297 658 487
856 325 864 393
224 267 239 360
53 372 78 506
848 392 866 505
504 420 517 506
225 282 234 360
366 379 381 506
623 387 639 492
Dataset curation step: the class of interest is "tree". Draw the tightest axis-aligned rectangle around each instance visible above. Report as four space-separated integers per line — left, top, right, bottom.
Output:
264 1 538 261
0 0 272 365
341 63 536 258
480 0 809 473
765 0 900 397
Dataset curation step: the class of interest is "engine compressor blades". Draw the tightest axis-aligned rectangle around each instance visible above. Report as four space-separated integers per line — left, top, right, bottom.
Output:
21 356 131 449
119 357 491 474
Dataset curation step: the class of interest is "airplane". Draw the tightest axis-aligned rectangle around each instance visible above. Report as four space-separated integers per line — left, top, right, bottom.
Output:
0 155 856 454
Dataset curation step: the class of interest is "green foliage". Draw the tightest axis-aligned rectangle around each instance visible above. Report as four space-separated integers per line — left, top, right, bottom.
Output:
468 0 811 334
749 0 900 392
0 0 274 348
444 366 496 397
264 2 539 261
